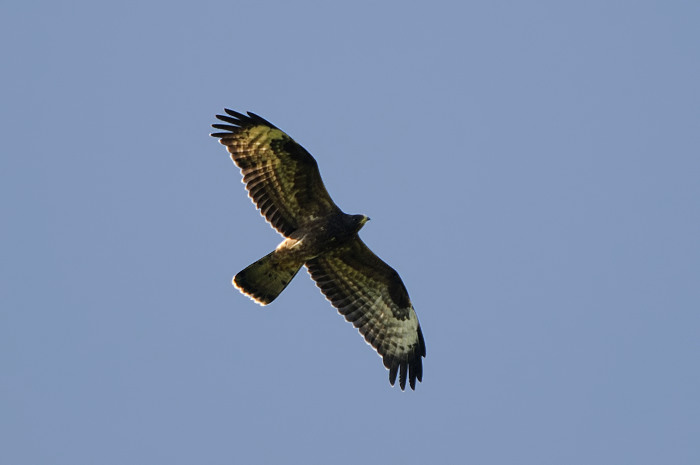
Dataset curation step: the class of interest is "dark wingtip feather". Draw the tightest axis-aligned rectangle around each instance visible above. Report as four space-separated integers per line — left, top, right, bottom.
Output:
211 123 238 131
410 346 422 389
417 325 426 357
246 111 278 128
215 114 240 125
399 360 408 390
385 341 425 391
415 355 423 382
389 361 399 387
224 108 247 119
211 108 279 130
211 108 275 139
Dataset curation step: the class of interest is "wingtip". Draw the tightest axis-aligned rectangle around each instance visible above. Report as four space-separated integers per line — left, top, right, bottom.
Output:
212 108 279 132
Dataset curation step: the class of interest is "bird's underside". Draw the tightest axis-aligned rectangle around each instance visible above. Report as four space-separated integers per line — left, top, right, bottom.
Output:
232 215 366 306
211 109 425 390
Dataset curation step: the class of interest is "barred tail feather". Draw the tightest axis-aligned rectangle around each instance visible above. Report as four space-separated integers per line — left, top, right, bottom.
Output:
233 251 302 305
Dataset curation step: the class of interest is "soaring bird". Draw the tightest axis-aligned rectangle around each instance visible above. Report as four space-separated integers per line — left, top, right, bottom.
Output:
211 110 425 390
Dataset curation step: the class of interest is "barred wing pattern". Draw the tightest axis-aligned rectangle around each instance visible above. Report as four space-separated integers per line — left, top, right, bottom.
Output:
212 109 340 237
307 238 426 390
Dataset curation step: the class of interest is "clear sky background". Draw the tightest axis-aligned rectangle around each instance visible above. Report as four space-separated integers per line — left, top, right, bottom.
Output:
2 1 699 464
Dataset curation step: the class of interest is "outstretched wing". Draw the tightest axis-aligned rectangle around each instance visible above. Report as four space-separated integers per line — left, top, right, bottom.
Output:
211 109 340 237
306 238 426 390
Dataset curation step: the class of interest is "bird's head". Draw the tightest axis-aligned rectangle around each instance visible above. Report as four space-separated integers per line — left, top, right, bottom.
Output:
348 214 370 233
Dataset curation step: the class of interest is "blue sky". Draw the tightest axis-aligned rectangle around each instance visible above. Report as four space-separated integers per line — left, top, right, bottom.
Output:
2 1 699 464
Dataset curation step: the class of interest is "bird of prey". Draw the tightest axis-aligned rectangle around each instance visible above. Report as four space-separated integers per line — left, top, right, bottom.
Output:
211 109 425 390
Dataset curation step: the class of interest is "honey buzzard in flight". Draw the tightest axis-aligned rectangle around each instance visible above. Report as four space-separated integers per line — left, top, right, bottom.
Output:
211 110 426 390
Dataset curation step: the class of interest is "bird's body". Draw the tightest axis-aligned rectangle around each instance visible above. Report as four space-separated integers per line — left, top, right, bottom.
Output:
234 213 368 305
211 110 425 390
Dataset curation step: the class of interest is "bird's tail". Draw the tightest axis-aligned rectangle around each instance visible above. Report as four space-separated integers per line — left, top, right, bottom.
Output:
233 250 303 305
